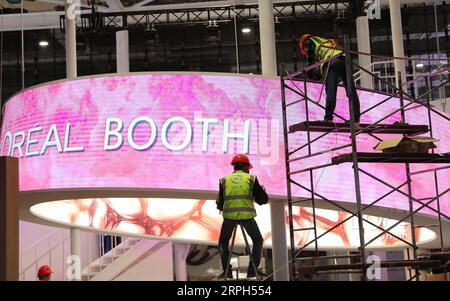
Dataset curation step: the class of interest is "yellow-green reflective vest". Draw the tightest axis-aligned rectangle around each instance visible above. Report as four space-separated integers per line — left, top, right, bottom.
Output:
220 171 257 220
309 36 344 74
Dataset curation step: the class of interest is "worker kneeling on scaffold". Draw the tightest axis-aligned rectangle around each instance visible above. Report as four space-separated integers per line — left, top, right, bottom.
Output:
299 34 361 124
216 154 269 280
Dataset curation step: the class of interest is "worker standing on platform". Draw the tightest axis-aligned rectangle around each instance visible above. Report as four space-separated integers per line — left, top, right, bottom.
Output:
216 154 269 279
299 33 361 124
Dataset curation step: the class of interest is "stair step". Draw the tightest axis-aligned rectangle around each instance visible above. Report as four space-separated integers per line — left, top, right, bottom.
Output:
125 239 140 247
81 275 91 281
83 265 103 273
82 239 144 280
98 251 121 261
92 258 115 266
111 249 126 256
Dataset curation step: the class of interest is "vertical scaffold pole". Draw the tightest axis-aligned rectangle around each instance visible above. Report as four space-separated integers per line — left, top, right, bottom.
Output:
398 72 419 281
303 72 319 254
280 66 297 280
343 34 367 281
423 71 446 280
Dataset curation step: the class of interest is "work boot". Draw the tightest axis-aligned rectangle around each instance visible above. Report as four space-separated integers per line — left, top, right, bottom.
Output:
216 267 233 280
246 268 268 279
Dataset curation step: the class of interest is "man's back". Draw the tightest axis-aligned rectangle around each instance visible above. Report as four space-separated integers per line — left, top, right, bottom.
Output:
216 171 268 212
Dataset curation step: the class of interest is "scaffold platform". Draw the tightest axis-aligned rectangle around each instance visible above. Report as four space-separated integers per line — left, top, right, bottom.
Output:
332 152 450 165
297 259 447 274
289 121 429 135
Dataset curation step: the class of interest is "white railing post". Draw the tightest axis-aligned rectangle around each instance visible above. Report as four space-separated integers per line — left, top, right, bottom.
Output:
353 59 425 97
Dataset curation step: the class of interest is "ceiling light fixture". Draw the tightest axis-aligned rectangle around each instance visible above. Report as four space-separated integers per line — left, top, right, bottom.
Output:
206 20 221 45
38 40 49 47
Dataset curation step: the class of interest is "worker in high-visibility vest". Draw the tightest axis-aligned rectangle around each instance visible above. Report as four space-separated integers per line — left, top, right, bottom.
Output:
299 34 361 124
216 154 268 279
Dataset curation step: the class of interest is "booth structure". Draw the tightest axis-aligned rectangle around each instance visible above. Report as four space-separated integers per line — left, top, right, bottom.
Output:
1 72 449 280
0 157 19 281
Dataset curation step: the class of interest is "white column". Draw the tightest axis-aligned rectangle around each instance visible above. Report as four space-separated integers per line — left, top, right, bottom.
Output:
270 200 289 281
116 30 130 73
70 228 81 258
173 243 189 281
356 16 373 89
258 0 278 76
70 228 81 281
65 0 77 79
389 0 407 87
259 0 288 280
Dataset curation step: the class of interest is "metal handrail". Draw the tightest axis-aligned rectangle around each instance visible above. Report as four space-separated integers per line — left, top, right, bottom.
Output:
20 234 70 280
19 229 70 280
20 229 60 255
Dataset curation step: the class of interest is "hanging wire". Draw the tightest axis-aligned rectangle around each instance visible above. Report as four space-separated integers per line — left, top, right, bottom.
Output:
433 0 443 64
21 0 24 90
434 0 447 111
233 1 240 74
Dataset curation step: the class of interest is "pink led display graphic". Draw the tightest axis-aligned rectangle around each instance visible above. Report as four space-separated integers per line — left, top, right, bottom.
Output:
30 198 436 249
1 73 449 217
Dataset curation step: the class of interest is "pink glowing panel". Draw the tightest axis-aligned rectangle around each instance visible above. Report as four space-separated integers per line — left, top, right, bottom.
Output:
1 73 449 217
30 198 436 249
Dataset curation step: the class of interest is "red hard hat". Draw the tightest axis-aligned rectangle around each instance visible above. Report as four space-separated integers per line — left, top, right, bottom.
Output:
299 34 313 56
38 265 53 277
231 154 253 169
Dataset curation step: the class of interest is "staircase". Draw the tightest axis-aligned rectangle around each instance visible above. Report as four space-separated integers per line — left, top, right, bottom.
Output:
81 237 166 281
19 228 71 281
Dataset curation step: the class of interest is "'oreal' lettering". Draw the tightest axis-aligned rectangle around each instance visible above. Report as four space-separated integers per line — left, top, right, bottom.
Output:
1 116 278 157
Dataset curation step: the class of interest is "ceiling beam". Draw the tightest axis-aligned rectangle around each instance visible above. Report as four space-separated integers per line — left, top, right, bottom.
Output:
0 1 345 31
0 11 64 31
0 0 442 32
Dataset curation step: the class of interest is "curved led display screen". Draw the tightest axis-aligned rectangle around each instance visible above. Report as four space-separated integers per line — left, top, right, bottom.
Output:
30 198 436 249
1 72 449 218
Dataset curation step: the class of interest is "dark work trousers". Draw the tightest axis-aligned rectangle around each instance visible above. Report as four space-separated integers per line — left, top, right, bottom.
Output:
324 56 361 122
218 218 264 272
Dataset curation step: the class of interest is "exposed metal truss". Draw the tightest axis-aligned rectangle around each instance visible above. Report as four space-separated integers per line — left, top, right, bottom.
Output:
1 0 444 32
0 0 350 31
60 0 351 32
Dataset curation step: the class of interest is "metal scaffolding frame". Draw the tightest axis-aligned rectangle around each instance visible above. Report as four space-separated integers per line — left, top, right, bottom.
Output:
59 1 351 31
281 35 450 281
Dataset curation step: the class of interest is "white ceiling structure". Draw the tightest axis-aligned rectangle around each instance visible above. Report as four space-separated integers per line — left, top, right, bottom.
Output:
0 0 445 31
